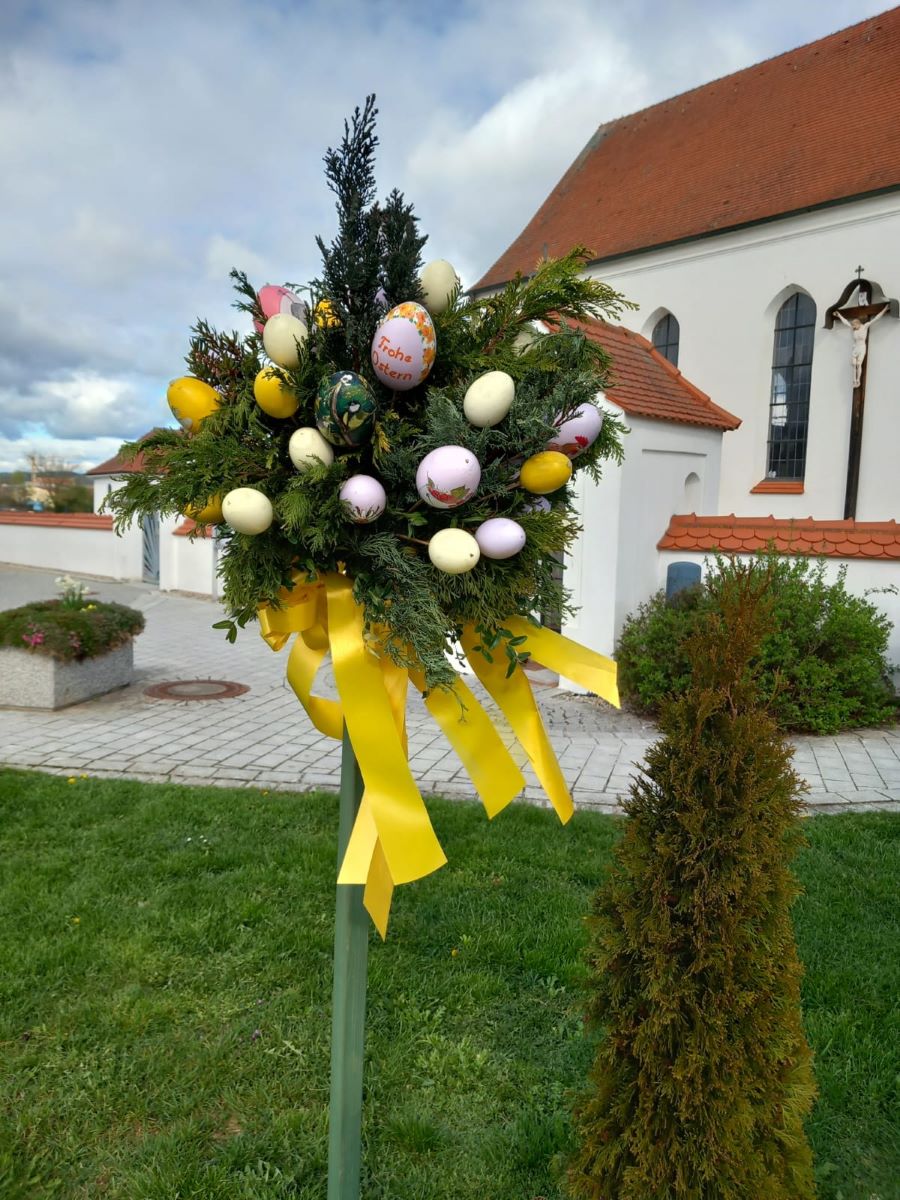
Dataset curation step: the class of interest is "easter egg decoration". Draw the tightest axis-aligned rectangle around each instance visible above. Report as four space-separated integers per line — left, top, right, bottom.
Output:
523 496 552 514
289 427 334 472
415 446 481 509
166 377 221 434
339 475 387 524
475 517 526 560
419 259 459 315
253 367 299 419
222 487 273 535
428 528 480 575
255 285 307 334
371 302 436 391
313 299 341 329
463 370 514 428
263 312 308 368
185 495 224 525
315 371 377 447
546 403 604 458
519 450 573 495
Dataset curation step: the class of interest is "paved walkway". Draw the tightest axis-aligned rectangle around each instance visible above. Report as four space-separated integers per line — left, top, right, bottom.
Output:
1 565 898 815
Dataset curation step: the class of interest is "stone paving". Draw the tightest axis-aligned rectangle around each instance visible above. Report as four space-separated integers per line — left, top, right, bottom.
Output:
1 565 898 816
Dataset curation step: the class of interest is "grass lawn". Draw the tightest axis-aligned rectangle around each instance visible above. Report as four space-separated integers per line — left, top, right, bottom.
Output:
0 768 897 1199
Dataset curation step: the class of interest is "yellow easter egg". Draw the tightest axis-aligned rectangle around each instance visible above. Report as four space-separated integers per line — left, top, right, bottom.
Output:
519 450 573 495
166 377 221 434
253 367 299 419
314 299 341 329
185 495 224 525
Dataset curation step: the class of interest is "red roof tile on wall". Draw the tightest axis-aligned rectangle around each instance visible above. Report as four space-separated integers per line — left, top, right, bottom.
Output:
0 512 114 530
475 11 900 289
576 319 740 430
659 514 900 560
174 518 213 538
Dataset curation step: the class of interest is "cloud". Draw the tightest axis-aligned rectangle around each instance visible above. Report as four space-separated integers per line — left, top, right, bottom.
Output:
0 0 889 467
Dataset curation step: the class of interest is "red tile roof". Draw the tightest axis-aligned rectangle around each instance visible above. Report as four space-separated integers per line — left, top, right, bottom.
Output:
659 514 900 560
86 430 165 476
174 518 213 538
0 511 113 530
475 11 900 290
575 318 741 430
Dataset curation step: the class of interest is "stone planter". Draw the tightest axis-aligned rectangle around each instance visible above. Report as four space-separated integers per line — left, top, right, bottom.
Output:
0 642 135 709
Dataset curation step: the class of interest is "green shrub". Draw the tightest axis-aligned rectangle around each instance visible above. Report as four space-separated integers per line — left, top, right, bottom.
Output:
0 600 144 662
617 554 897 734
570 560 816 1199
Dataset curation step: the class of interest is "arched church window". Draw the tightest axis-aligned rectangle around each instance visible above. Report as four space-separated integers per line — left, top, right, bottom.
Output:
651 313 680 366
766 293 816 480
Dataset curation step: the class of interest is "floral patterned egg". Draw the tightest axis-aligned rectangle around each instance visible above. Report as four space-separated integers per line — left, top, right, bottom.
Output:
340 474 387 523
415 445 481 509
254 285 307 334
315 371 377 447
371 301 436 391
546 403 604 458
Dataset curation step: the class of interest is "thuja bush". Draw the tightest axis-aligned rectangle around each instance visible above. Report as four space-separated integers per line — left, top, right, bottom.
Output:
617 553 897 733
0 601 144 662
569 560 817 1200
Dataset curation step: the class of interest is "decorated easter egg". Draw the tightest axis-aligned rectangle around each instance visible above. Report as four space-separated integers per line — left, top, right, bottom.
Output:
185 495 224 525
166 377 221 434
547 403 604 458
313 299 341 329
255 285 306 334
263 312 308 368
371 302 436 391
289 427 334 472
520 451 572 495
523 496 552 514
415 446 481 509
222 487 273 535
315 371 377 447
475 517 526 560
340 474 387 524
419 259 459 315
463 370 514 428
254 367 299 419
428 528 480 575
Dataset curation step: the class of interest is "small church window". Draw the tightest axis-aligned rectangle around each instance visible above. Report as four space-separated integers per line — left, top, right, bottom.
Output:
651 313 680 366
766 293 816 480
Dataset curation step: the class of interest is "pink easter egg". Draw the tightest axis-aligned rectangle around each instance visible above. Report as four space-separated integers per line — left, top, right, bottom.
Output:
255 285 307 334
371 302 436 392
415 445 481 509
339 474 387 524
546 403 604 458
475 517 526 560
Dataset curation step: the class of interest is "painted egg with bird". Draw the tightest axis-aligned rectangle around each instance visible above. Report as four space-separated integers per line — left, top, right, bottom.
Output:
371 301 436 391
255 285 307 334
546 403 604 458
315 371 377 447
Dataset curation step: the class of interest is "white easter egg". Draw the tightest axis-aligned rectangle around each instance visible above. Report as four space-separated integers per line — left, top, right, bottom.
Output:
463 370 514 428
222 487 273 535
371 302 436 391
340 474 387 523
428 528 481 575
475 517 526 560
289 427 334 472
415 445 481 509
546 403 604 458
263 312 309 368
419 259 459 315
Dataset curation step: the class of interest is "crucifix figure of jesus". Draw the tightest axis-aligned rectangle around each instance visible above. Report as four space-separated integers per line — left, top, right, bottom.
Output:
833 303 889 387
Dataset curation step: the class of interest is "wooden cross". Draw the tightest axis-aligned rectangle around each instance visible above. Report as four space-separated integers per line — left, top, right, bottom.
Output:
826 276 898 519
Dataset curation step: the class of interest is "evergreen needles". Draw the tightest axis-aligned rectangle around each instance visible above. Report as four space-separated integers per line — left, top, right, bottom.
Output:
569 559 817 1199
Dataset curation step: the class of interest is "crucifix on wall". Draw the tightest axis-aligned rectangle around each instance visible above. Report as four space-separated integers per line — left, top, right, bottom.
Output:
825 272 898 520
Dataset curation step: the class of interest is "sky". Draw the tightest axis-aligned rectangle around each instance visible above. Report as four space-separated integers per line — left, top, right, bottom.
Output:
0 0 889 473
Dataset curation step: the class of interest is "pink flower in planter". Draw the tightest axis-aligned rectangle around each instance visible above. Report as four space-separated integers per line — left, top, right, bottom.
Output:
21 626 45 648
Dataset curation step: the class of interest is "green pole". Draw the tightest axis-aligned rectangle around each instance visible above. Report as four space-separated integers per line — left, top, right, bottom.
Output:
327 725 369 1200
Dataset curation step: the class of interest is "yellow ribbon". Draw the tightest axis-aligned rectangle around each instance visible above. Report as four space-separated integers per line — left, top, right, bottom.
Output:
259 573 619 937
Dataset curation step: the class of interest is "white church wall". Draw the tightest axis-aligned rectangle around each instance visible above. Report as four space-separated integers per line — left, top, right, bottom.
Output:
160 525 218 597
588 191 900 523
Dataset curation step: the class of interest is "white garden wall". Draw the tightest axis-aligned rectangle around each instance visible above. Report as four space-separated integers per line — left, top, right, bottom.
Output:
0 513 144 581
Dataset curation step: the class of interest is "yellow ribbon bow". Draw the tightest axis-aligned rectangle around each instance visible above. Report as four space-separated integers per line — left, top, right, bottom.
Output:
259 572 619 937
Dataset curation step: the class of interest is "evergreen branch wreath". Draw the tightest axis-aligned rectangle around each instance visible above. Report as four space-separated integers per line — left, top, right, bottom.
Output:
105 96 630 930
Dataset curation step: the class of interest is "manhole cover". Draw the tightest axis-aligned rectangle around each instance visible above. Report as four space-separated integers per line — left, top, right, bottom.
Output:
144 680 250 701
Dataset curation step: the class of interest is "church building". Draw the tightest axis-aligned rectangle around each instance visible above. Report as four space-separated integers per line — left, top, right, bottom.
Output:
474 8 900 672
